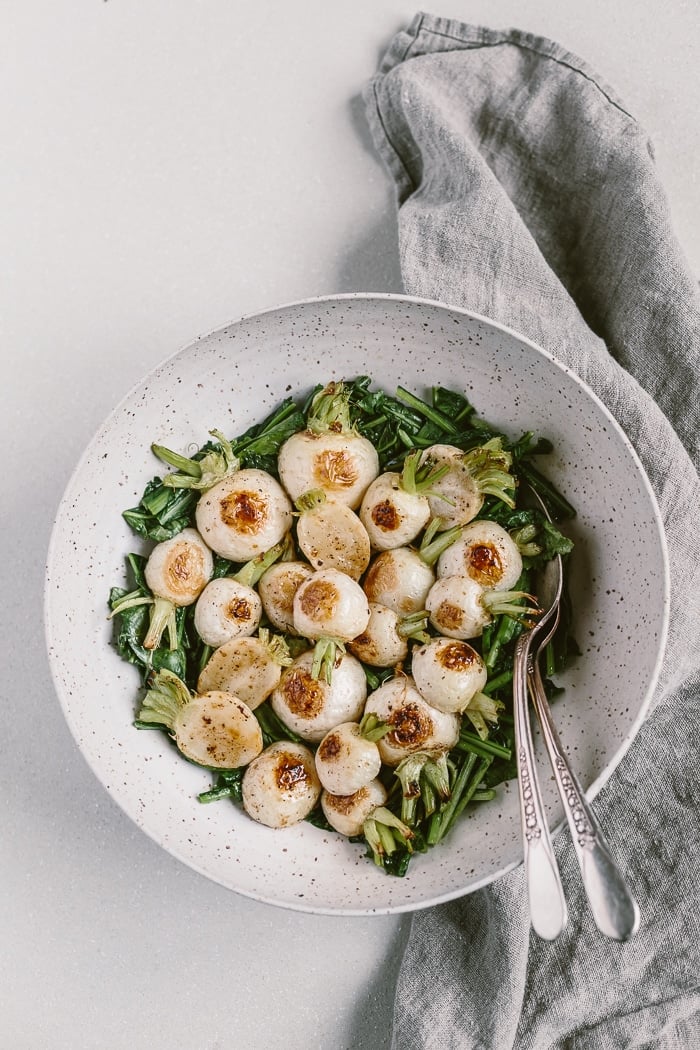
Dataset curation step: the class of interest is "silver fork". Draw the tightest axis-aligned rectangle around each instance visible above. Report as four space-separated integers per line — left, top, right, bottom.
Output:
513 560 568 940
526 496 640 941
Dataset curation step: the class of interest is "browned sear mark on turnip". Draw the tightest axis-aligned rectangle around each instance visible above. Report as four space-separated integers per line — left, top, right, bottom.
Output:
297 579 339 619
371 500 400 531
387 702 431 748
275 755 311 790
436 601 463 631
315 449 358 488
468 543 503 585
282 669 325 718
438 641 477 671
220 491 267 532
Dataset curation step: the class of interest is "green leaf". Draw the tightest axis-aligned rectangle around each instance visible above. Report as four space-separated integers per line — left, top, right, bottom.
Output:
253 701 304 747
109 555 151 668
110 591 150 667
122 478 197 541
233 398 306 468
431 386 476 425
537 518 575 559
305 805 335 831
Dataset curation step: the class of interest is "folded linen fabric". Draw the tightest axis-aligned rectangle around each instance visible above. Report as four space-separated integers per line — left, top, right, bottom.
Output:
364 13 700 1050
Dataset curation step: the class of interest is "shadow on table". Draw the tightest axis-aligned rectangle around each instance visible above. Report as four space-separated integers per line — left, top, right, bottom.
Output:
333 94 404 296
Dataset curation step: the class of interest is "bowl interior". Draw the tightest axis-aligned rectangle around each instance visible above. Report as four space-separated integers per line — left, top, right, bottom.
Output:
45 294 669 914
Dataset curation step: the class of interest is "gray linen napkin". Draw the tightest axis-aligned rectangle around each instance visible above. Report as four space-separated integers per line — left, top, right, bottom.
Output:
364 13 700 1050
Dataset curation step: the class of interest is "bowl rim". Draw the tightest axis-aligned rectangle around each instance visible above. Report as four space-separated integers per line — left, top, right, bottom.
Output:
43 291 671 913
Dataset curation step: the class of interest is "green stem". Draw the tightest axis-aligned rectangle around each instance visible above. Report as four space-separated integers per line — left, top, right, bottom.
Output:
426 811 443 846
446 757 493 831
108 590 153 618
137 668 190 729
465 691 504 726
419 521 463 567
484 614 521 670
295 488 327 513
198 784 236 804
311 637 345 683
143 596 178 651
421 777 438 817
151 444 202 476
431 753 477 844
395 753 429 805
306 381 353 434
463 439 516 508
376 820 397 856
511 524 542 558
358 712 391 742
482 669 513 695
233 539 288 588
197 642 213 677
423 751 451 801
363 807 414 866
401 794 419 827
363 819 384 867
258 628 293 668
373 807 414 842
233 399 305 459
399 449 421 493
482 590 540 634
518 462 577 520
455 730 511 760
437 756 492 842
395 386 458 435
400 449 450 496
153 430 239 491
395 610 431 644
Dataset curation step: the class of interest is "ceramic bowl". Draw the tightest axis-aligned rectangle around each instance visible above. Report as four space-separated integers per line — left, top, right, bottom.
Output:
44 294 669 914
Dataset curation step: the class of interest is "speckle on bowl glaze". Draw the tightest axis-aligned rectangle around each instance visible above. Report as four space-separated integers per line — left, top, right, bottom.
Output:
44 293 669 915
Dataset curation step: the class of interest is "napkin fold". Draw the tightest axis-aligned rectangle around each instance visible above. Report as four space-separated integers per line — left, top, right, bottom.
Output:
364 14 700 1049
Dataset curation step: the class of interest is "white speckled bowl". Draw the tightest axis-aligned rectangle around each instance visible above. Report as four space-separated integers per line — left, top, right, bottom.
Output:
45 294 669 914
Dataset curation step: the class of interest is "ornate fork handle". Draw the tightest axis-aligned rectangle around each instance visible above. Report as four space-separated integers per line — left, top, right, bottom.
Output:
528 657 640 941
513 632 568 940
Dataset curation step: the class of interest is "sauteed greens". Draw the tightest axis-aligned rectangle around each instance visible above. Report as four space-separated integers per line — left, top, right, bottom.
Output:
109 378 575 876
